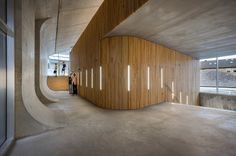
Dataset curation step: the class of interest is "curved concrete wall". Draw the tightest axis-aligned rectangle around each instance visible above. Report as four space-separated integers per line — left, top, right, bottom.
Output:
15 0 66 138
35 19 55 104
39 19 62 102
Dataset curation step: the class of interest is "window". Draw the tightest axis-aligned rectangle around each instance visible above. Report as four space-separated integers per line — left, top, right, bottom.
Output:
0 28 7 147
91 68 93 89
47 54 70 76
171 81 175 100
85 70 88 87
160 68 163 89
186 96 189 105
99 66 102 90
147 66 150 90
200 55 236 95
0 0 14 150
0 0 7 147
200 57 217 88
179 92 182 103
127 65 130 91
80 71 82 86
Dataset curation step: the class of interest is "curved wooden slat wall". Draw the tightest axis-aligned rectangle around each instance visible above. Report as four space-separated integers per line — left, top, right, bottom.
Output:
71 0 200 109
70 0 149 72
75 36 199 109
47 76 69 91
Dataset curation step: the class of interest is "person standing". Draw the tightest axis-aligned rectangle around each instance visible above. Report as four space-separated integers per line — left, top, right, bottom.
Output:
62 62 66 75
68 73 73 94
53 63 58 76
71 72 77 95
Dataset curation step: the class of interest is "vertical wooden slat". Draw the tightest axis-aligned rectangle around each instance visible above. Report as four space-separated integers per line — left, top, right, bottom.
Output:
72 34 199 109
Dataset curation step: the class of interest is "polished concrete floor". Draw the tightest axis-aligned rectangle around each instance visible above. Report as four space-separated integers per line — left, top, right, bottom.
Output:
8 95 236 156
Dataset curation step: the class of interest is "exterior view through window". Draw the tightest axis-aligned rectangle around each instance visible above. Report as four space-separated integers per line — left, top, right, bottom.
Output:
200 55 236 95
48 54 70 76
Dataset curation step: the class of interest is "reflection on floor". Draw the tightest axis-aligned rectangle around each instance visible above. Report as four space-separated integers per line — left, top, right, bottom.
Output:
8 94 236 156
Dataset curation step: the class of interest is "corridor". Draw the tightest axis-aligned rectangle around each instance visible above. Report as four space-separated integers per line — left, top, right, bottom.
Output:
1 0 236 155
8 94 236 156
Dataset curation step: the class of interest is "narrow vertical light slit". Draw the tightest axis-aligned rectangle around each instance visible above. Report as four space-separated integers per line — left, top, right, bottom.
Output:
91 68 93 89
80 71 82 86
161 68 163 89
128 65 130 91
85 70 88 87
147 66 150 90
179 92 182 103
171 81 174 100
186 95 189 105
100 66 102 90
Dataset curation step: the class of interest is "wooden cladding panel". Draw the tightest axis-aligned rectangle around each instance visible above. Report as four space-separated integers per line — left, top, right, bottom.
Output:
74 36 199 109
71 0 200 109
71 0 148 72
71 0 149 109
47 76 68 91
149 42 159 106
100 37 129 109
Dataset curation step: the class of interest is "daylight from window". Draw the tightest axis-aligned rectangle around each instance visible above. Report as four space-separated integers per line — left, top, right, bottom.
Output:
48 54 70 76
200 55 236 95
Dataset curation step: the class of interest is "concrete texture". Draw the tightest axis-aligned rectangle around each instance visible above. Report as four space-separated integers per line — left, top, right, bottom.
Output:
7 95 236 156
35 0 103 103
35 0 104 55
108 0 236 59
13 0 103 139
200 92 236 111
35 19 56 104
14 0 66 138
36 17 66 104
39 19 61 102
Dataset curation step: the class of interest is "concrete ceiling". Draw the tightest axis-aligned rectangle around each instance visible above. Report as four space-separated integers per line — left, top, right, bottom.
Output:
108 0 236 59
35 0 103 55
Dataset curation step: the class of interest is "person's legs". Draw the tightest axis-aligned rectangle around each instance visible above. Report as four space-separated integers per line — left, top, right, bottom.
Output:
72 84 74 95
69 84 71 94
71 84 73 94
73 84 76 95
74 85 77 94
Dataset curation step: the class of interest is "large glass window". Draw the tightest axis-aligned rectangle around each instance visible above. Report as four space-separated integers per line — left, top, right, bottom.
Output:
0 0 14 151
0 29 7 147
0 0 7 147
200 58 217 87
200 55 236 95
0 0 6 22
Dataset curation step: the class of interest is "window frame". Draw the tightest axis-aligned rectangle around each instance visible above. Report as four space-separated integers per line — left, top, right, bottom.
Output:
0 0 15 154
200 56 236 95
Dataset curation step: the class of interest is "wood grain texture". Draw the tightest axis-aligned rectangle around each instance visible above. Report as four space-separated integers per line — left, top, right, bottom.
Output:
47 76 68 91
70 0 199 109
73 36 199 109
70 0 149 72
